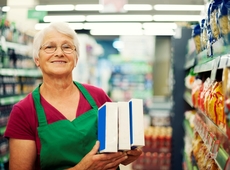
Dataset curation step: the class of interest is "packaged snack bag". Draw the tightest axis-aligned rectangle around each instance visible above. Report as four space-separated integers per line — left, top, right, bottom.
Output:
208 81 226 130
207 81 219 124
223 0 230 33
192 24 202 54
222 68 230 138
210 0 222 41
218 0 229 45
201 19 208 50
191 79 202 108
207 3 214 57
204 78 213 115
213 81 226 131
200 78 211 112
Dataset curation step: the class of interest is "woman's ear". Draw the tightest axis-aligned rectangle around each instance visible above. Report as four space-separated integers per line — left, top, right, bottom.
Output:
74 57 78 67
34 58 40 67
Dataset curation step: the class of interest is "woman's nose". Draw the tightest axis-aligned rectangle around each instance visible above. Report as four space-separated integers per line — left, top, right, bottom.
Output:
54 46 64 55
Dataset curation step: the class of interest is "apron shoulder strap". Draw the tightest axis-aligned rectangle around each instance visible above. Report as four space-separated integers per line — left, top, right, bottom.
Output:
32 82 98 127
73 81 98 109
32 85 48 126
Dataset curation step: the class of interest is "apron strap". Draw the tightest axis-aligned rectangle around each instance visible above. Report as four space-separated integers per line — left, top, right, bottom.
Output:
73 81 98 109
32 84 48 126
32 82 98 127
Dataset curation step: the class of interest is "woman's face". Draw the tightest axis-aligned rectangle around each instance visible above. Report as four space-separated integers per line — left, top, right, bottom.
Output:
35 30 77 78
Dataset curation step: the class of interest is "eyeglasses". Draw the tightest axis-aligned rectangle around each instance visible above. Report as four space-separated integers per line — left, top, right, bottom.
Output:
40 43 76 54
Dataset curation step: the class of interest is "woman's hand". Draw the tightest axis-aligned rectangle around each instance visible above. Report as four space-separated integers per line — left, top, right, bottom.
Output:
121 147 143 166
70 141 128 170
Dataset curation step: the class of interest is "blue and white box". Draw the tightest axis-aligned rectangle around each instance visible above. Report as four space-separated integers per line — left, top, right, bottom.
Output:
117 101 131 151
98 102 118 153
129 99 145 148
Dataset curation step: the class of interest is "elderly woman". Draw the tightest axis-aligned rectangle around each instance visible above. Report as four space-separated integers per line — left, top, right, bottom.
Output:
4 22 142 170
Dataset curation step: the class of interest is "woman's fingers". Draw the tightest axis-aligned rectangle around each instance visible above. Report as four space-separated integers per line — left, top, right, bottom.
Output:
89 141 100 156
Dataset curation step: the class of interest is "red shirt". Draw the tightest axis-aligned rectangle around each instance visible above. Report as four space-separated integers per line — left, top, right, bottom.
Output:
4 83 112 168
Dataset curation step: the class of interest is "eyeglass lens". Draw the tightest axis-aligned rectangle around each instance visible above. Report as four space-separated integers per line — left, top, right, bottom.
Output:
41 43 75 54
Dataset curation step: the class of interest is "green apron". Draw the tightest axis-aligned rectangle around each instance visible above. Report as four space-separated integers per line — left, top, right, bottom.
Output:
32 82 98 170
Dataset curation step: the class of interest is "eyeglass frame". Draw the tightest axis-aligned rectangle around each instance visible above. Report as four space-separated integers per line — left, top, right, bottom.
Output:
39 43 76 54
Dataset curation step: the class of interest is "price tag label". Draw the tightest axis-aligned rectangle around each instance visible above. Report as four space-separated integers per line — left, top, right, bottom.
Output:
206 133 210 146
208 133 214 150
203 125 209 143
201 122 206 138
210 56 221 81
219 55 228 68
196 116 201 132
210 140 220 158
194 115 198 131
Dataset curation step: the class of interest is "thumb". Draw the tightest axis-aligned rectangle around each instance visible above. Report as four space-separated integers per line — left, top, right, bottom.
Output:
89 140 100 155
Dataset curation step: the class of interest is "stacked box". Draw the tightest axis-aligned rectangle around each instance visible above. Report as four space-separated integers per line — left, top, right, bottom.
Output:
118 101 130 151
98 99 145 153
98 102 118 153
129 99 145 148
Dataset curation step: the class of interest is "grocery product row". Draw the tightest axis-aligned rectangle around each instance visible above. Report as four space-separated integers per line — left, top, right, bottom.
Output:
132 126 172 170
182 0 230 169
184 64 230 169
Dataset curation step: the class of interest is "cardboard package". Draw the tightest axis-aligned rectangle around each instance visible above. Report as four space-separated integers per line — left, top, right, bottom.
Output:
129 99 145 148
118 101 131 151
98 102 118 153
98 99 145 153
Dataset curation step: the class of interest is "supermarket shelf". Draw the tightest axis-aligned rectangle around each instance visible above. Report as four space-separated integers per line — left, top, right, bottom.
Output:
0 94 26 105
184 51 196 70
183 90 193 108
0 37 31 56
197 111 229 150
184 57 195 70
194 54 230 73
195 112 230 170
194 58 215 73
184 150 199 170
216 147 229 170
184 151 193 170
0 68 42 77
183 119 194 139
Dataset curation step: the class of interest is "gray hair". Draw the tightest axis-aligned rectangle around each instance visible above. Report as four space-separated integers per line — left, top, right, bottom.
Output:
32 22 80 60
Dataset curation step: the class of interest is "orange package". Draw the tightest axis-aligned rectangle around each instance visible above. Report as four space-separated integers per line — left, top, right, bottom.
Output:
213 81 226 131
191 79 202 108
208 81 226 130
200 78 211 113
203 78 213 115
207 81 219 125
222 68 230 138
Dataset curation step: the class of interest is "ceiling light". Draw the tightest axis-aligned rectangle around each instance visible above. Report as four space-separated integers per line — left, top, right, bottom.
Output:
35 5 75 11
144 29 175 36
43 15 86 22
123 4 152 11
2 6 10 12
153 15 201 22
75 4 103 11
142 23 177 29
86 15 152 21
90 28 143 35
154 4 204 11
84 23 142 30
35 23 84 30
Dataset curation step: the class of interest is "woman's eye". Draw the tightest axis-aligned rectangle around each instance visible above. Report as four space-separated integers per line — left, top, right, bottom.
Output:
62 45 71 49
45 45 54 49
